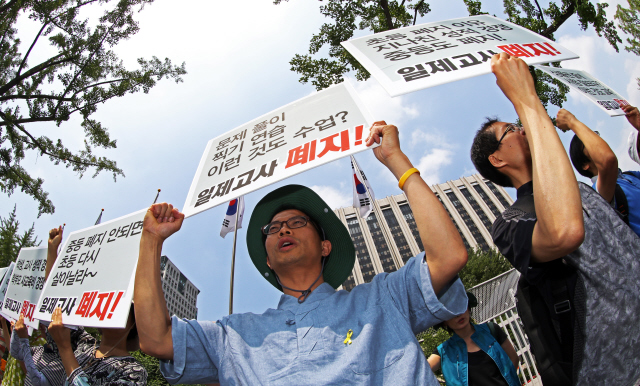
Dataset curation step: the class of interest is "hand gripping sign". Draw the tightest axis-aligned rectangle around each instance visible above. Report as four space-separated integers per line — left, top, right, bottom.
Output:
341 14 579 97
33 209 146 328
534 65 630 117
183 81 374 218
0 248 47 330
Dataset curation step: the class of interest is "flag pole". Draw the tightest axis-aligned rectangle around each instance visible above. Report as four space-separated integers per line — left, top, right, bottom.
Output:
228 207 240 315
153 189 161 204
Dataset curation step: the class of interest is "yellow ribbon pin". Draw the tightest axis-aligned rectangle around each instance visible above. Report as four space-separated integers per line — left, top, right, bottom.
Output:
344 329 353 345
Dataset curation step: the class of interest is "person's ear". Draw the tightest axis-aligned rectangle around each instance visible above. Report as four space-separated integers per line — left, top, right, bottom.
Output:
266 255 271 270
582 163 590 172
321 240 332 257
489 153 507 169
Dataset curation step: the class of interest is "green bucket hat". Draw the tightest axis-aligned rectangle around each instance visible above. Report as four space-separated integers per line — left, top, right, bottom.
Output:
246 184 356 291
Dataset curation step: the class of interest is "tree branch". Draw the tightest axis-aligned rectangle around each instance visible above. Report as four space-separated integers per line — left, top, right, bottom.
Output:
413 0 424 25
0 115 57 127
0 94 74 102
378 0 395 30
540 3 575 38
17 21 49 76
533 0 544 21
0 0 19 15
0 53 72 96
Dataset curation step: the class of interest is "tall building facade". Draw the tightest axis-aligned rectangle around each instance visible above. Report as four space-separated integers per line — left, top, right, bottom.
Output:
160 255 200 319
335 174 514 291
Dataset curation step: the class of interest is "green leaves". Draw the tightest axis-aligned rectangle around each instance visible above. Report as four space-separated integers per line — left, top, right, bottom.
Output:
0 0 186 215
0 205 41 267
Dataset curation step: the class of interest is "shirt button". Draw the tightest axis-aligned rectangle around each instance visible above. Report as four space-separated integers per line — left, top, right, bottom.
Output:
285 319 296 326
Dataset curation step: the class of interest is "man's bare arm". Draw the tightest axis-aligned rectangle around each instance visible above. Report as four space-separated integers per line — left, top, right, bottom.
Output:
134 203 184 360
557 109 618 202
366 123 467 295
492 54 584 263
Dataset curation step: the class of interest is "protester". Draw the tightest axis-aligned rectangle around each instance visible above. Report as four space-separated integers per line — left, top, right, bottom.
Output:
134 122 469 384
9 226 147 386
469 52 640 385
427 292 519 386
623 105 640 163
560 108 640 235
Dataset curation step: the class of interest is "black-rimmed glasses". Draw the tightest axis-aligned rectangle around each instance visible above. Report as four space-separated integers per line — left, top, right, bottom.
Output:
262 216 310 235
495 123 522 151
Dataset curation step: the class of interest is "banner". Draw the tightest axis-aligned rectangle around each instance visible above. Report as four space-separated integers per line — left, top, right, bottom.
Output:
351 156 376 218
0 248 47 330
534 65 630 116
33 209 146 328
341 15 579 97
183 81 374 218
0 263 14 316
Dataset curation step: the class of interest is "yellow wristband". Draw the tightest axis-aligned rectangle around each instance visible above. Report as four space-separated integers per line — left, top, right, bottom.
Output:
398 168 420 190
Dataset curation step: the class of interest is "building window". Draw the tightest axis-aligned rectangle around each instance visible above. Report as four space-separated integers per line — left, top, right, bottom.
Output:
445 190 488 250
342 273 357 292
382 208 412 263
485 181 510 208
472 183 501 218
398 203 425 252
346 216 377 283
366 212 397 273
459 186 492 230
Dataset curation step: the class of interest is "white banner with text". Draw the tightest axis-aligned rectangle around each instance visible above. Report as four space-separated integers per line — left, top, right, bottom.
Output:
1 248 47 330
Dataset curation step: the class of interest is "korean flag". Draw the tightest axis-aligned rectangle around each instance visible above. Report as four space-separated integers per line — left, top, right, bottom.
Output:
220 196 245 238
351 156 376 218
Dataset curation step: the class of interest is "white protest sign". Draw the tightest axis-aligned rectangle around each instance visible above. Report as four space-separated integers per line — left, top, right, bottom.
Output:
534 65 630 116
33 209 145 328
183 81 374 218
341 15 579 97
0 263 14 316
1 248 47 329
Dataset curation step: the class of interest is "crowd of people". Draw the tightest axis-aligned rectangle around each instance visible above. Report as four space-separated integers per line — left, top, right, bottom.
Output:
1 53 639 386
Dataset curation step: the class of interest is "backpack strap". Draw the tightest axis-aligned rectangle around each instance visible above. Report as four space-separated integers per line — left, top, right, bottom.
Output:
614 183 630 225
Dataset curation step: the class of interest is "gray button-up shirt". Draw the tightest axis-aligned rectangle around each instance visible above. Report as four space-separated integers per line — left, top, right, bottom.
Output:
160 253 467 385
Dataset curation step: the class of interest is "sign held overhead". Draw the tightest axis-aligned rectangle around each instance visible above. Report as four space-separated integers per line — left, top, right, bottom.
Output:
341 15 579 97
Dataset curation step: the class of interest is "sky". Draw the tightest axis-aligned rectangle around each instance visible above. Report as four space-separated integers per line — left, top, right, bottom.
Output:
2 0 639 323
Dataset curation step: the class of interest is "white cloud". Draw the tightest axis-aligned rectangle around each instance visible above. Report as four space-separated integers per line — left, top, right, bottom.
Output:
410 129 452 149
415 148 454 185
309 185 351 210
352 77 420 125
625 59 640 105
557 35 613 75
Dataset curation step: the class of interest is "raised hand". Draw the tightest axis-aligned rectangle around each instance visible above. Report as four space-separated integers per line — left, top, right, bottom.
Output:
13 314 29 339
48 226 63 251
622 105 640 131
48 307 71 349
490 52 538 109
556 109 578 132
365 121 403 168
143 203 185 241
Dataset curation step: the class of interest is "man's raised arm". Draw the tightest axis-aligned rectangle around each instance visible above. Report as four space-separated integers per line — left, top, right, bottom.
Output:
366 123 467 295
492 54 584 262
135 203 184 360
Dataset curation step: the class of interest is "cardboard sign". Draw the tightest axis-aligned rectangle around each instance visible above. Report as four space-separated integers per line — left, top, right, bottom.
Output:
534 65 630 116
33 209 146 328
0 263 14 317
341 15 579 97
0 248 47 329
183 81 374 218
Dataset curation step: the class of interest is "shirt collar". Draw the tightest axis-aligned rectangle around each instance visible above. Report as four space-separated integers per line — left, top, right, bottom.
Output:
516 180 533 199
277 282 335 313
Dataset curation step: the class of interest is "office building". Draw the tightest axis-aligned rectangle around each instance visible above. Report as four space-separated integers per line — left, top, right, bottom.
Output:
160 255 200 319
334 174 514 291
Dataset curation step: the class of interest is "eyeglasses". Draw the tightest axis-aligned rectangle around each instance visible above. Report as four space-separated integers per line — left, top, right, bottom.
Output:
494 123 522 151
262 216 310 235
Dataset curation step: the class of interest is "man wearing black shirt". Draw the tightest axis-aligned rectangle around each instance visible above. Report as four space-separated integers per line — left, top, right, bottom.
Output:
470 53 640 385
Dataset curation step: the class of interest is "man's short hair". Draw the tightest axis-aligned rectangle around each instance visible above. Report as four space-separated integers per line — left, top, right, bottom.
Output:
569 135 594 178
470 117 514 187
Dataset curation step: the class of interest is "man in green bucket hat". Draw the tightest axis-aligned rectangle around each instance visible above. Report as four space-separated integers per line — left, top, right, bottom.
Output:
134 122 469 385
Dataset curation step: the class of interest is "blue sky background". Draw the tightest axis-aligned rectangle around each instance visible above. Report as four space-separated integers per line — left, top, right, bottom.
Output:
2 0 639 322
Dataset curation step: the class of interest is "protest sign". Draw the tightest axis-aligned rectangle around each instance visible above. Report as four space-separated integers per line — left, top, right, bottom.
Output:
341 15 579 97
534 65 630 116
183 81 374 218
0 263 14 317
33 209 146 328
0 248 47 330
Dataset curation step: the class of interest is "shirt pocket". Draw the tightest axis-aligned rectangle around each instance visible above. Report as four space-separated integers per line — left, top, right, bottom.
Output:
325 305 405 375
